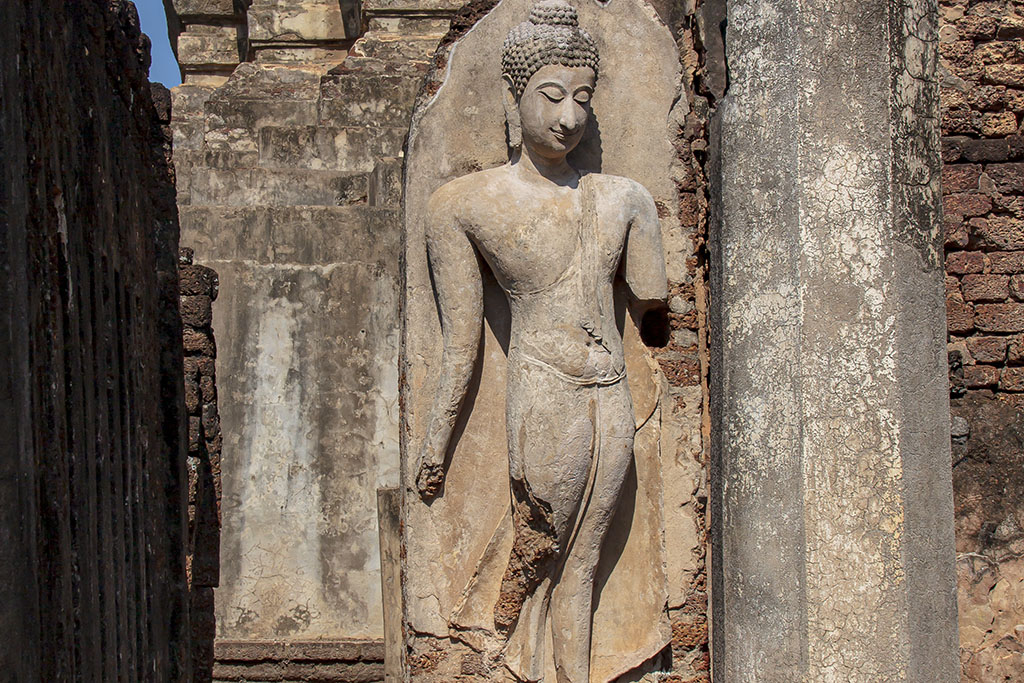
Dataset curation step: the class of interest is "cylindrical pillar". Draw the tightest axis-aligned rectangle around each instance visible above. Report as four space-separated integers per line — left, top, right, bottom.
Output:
709 0 959 678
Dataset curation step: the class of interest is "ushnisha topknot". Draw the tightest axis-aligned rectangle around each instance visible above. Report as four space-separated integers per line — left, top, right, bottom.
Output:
501 0 599 98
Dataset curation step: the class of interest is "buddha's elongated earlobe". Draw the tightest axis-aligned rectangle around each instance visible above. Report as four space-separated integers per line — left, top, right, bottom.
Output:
502 76 522 149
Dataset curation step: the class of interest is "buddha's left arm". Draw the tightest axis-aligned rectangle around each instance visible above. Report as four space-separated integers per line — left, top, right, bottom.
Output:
623 188 668 307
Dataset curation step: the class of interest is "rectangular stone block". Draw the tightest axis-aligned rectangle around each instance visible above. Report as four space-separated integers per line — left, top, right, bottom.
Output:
206 97 318 130
252 46 352 63
197 257 399 641
319 74 421 127
972 216 1024 250
172 84 216 120
180 294 213 327
177 27 243 69
964 364 1000 388
962 273 1010 301
999 366 1024 391
258 125 407 173
945 214 968 248
966 336 1009 363
189 167 368 206
180 205 400 265
961 137 1014 162
946 250 986 274
203 126 258 153
172 120 206 151
995 194 1024 216
975 303 1024 332
369 158 402 208
948 294 976 333
944 191 992 217
200 150 260 170
180 264 219 297
215 63 323 100
1012 274 1024 300
1010 337 1024 363
367 16 450 36
961 14 999 39
170 0 238 19
988 251 1024 273
248 2 354 43
986 163 1024 193
350 33 443 61
942 163 983 192
214 639 385 662
981 111 1018 137
984 64 1024 87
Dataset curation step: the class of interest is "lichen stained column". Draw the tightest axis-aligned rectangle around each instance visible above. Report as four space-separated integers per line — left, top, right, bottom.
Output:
709 0 959 678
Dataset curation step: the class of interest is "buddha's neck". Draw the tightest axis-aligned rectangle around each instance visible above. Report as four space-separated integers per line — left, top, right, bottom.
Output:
512 146 578 187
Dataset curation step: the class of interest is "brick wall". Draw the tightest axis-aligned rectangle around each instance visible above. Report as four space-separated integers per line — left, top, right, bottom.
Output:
942 0 1024 390
939 0 1024 678
0 0 189 678
180 246 224 680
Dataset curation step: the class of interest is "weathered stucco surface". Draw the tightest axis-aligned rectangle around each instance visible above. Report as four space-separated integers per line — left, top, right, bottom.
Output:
710 0 958 678
169 0 453 675
175 60 415 643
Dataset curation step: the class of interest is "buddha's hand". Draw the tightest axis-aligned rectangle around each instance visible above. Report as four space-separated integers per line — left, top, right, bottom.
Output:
415 449 446 500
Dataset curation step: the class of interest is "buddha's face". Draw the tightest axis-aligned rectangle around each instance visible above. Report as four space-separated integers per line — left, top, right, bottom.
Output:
517 64 595 160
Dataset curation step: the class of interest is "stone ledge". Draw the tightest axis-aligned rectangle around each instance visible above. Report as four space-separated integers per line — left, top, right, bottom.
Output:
362 0 464 13
215 638 385 662
213 639 384 683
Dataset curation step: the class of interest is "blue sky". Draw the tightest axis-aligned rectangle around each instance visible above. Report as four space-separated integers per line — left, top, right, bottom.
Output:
136 0 182 88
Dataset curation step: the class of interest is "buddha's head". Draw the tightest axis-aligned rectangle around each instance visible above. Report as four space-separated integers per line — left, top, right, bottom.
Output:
501 0 599 160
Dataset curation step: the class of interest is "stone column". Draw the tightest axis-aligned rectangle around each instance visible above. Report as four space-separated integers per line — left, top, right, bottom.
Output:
709 0 958 678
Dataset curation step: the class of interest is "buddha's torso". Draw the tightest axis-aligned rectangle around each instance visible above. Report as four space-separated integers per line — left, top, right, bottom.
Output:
439 165 641 382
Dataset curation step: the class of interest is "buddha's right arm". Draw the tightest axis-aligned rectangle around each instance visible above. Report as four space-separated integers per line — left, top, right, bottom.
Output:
416 203 483 498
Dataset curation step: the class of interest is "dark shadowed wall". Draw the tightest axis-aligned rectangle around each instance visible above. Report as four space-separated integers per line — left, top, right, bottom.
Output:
0 0 190 679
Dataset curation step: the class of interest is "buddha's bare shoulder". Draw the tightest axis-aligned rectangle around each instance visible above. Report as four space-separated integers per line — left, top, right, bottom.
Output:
427 166 513 218
587 172 656 210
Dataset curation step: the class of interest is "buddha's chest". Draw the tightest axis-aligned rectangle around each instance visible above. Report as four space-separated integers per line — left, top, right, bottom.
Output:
471 199 628 294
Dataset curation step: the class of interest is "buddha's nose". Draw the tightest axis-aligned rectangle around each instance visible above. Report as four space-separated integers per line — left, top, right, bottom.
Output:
558 103 582 132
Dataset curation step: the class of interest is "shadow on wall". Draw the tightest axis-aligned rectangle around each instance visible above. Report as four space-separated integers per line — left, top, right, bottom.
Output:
952 392 1024 679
